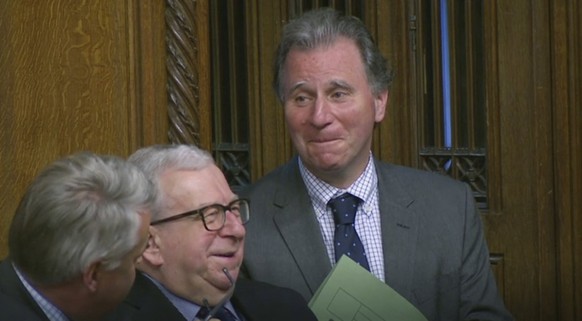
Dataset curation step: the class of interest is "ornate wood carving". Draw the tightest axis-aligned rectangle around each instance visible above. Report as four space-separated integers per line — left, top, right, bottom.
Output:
420 147 487 208
165 0 202 145
214 143 251 193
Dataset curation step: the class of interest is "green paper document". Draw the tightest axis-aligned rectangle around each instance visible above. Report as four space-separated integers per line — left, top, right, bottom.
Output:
309 256 428 321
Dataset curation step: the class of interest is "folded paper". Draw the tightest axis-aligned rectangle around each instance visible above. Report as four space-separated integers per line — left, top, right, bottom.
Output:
309 256 428 321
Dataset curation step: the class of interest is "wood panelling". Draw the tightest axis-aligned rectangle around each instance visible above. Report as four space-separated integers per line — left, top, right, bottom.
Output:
374 0 417 167
552 0 582 319
0 0 169 258
245 1 293 179
481 0 556 318
130 0 169 147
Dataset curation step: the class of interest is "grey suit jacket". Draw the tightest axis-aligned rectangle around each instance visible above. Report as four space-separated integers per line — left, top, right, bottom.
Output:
240 156 513 321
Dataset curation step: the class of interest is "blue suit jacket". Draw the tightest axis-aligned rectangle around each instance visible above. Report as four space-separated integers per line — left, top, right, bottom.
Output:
240 156 513 321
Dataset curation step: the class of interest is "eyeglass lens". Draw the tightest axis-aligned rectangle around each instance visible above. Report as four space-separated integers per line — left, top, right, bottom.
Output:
201 199 249 231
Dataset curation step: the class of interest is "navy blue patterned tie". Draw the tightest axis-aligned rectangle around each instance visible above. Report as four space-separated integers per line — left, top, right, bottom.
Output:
329 193 370 270
196 306 236 321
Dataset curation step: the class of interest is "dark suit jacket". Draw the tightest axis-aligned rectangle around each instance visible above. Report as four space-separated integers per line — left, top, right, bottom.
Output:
240 156 514 321
0 259 48 321
0 291 45 321
104 271 318 321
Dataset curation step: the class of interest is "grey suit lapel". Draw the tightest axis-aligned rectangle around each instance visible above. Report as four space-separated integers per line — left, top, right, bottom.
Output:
272 159 332 295
375 160 419 299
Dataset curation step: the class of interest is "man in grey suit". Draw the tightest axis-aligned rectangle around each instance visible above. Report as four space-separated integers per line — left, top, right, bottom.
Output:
240 8 514 321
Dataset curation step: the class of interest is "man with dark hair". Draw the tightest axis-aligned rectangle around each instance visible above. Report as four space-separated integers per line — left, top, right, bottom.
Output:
241 8 513 321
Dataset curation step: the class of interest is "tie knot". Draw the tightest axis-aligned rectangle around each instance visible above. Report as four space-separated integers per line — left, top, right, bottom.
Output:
196 306 236 321
329 193 360 225
196 307 209 320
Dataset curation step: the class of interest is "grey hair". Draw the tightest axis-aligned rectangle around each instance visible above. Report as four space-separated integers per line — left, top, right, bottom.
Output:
9 152 155 285
273 7 394 102
128 144 215 220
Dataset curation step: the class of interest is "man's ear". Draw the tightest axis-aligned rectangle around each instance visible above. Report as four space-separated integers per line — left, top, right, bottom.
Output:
373 89 389 123
82 261 100 292
141 227 164 267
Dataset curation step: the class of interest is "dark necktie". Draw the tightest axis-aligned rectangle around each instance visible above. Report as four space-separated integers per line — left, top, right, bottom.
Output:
329 193 370 270
196 306 236 321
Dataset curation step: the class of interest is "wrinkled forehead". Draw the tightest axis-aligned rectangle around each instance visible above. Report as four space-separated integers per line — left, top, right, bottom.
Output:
159 167 235 213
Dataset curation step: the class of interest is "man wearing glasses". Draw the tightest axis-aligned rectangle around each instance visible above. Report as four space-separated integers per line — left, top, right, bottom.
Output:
105 144 317 321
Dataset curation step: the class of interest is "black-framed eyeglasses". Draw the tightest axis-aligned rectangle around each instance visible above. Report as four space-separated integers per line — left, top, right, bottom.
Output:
150 198 250 231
